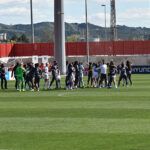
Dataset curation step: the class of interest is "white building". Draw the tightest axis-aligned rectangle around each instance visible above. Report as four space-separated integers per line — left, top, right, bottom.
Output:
0 33 7 41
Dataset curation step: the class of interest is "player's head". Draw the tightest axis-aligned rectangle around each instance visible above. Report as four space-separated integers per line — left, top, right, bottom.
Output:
121 62 125 68
1 64 4 68
102 59 105 64
35 63 39 68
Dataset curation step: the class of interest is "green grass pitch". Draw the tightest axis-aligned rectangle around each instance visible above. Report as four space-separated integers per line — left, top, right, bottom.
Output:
0 75 150 150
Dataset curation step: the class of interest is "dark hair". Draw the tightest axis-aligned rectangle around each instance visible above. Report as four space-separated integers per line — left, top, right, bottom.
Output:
16 62 19 66
35 63 39 68
121 62 125 68
126 60 131 70
110 61 114 66
1 64 4 68
102 59 105 64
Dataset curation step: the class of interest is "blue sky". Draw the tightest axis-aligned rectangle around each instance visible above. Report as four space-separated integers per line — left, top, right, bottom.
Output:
0 0 149 27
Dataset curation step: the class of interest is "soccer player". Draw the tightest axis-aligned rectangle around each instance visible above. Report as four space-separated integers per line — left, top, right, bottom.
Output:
16 63 26 91
43 63 50 90
78 62 85 88
0 64 7 90
107 62 110 86
108 61 117 88
87 62 93 87
66 63 75 90
99 60 107 88
126 60 132 86
25 63 35 91
34 63 42 91
49 61 59 89
74 61 80 89
11 62 19 90
92 63 99 88
55 67 61 89
118 62 128 87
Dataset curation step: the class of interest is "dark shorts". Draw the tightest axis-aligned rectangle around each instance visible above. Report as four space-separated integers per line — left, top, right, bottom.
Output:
35 77 40 83
101 74 107 80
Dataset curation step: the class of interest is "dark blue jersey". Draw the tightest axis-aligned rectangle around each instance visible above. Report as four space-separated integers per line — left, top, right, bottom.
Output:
110 65 117 76
126 66 132 75
51 65 58 77
34 67 42 78
120 67 127 76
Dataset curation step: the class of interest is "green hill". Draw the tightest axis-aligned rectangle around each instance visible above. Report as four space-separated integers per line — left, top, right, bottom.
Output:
0 22 150 43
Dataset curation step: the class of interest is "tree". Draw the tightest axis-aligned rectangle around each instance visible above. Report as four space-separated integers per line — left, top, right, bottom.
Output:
66 34 79 42
40 29 54 42
10 34 29 43
11 34 18 41
18 34 29 43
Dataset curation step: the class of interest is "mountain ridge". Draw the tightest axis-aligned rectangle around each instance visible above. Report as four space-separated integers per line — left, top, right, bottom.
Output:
0 22 150 42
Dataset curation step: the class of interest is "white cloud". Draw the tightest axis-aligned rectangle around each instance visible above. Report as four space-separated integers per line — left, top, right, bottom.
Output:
85 7 150 27
88 12 110 27
65 16 81 23
0 7 29 15
94 0 109 4
0 0 149 27
0 0 28 4
123 0 149 2
117 8 150 26
118 8 150 20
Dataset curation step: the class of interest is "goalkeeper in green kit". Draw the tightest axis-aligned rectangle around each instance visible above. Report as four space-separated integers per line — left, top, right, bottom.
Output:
16 63 26 91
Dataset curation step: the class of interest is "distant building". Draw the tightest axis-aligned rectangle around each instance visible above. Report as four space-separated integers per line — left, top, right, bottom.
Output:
0 33 7 41
79 37 100 42
92 38 100 42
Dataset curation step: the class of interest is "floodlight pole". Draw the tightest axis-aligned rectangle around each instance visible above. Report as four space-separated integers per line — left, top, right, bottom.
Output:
30 0 35 43
101 4 107 41
85 0 90 64
54 0 66 74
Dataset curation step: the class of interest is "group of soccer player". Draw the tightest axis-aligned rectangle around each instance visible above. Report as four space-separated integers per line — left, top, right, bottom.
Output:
0 59 132 91
0 60 60 91
66 59 132 90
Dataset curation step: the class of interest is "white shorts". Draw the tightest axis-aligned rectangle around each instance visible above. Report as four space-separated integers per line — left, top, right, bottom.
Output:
44 74 49 80
93 72 98 79
56 75 61 80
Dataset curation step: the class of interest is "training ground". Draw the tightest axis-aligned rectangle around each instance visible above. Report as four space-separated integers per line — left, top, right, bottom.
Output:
0 75 150 150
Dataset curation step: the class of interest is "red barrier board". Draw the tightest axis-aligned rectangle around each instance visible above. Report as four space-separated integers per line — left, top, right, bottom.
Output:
0 41 150 58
